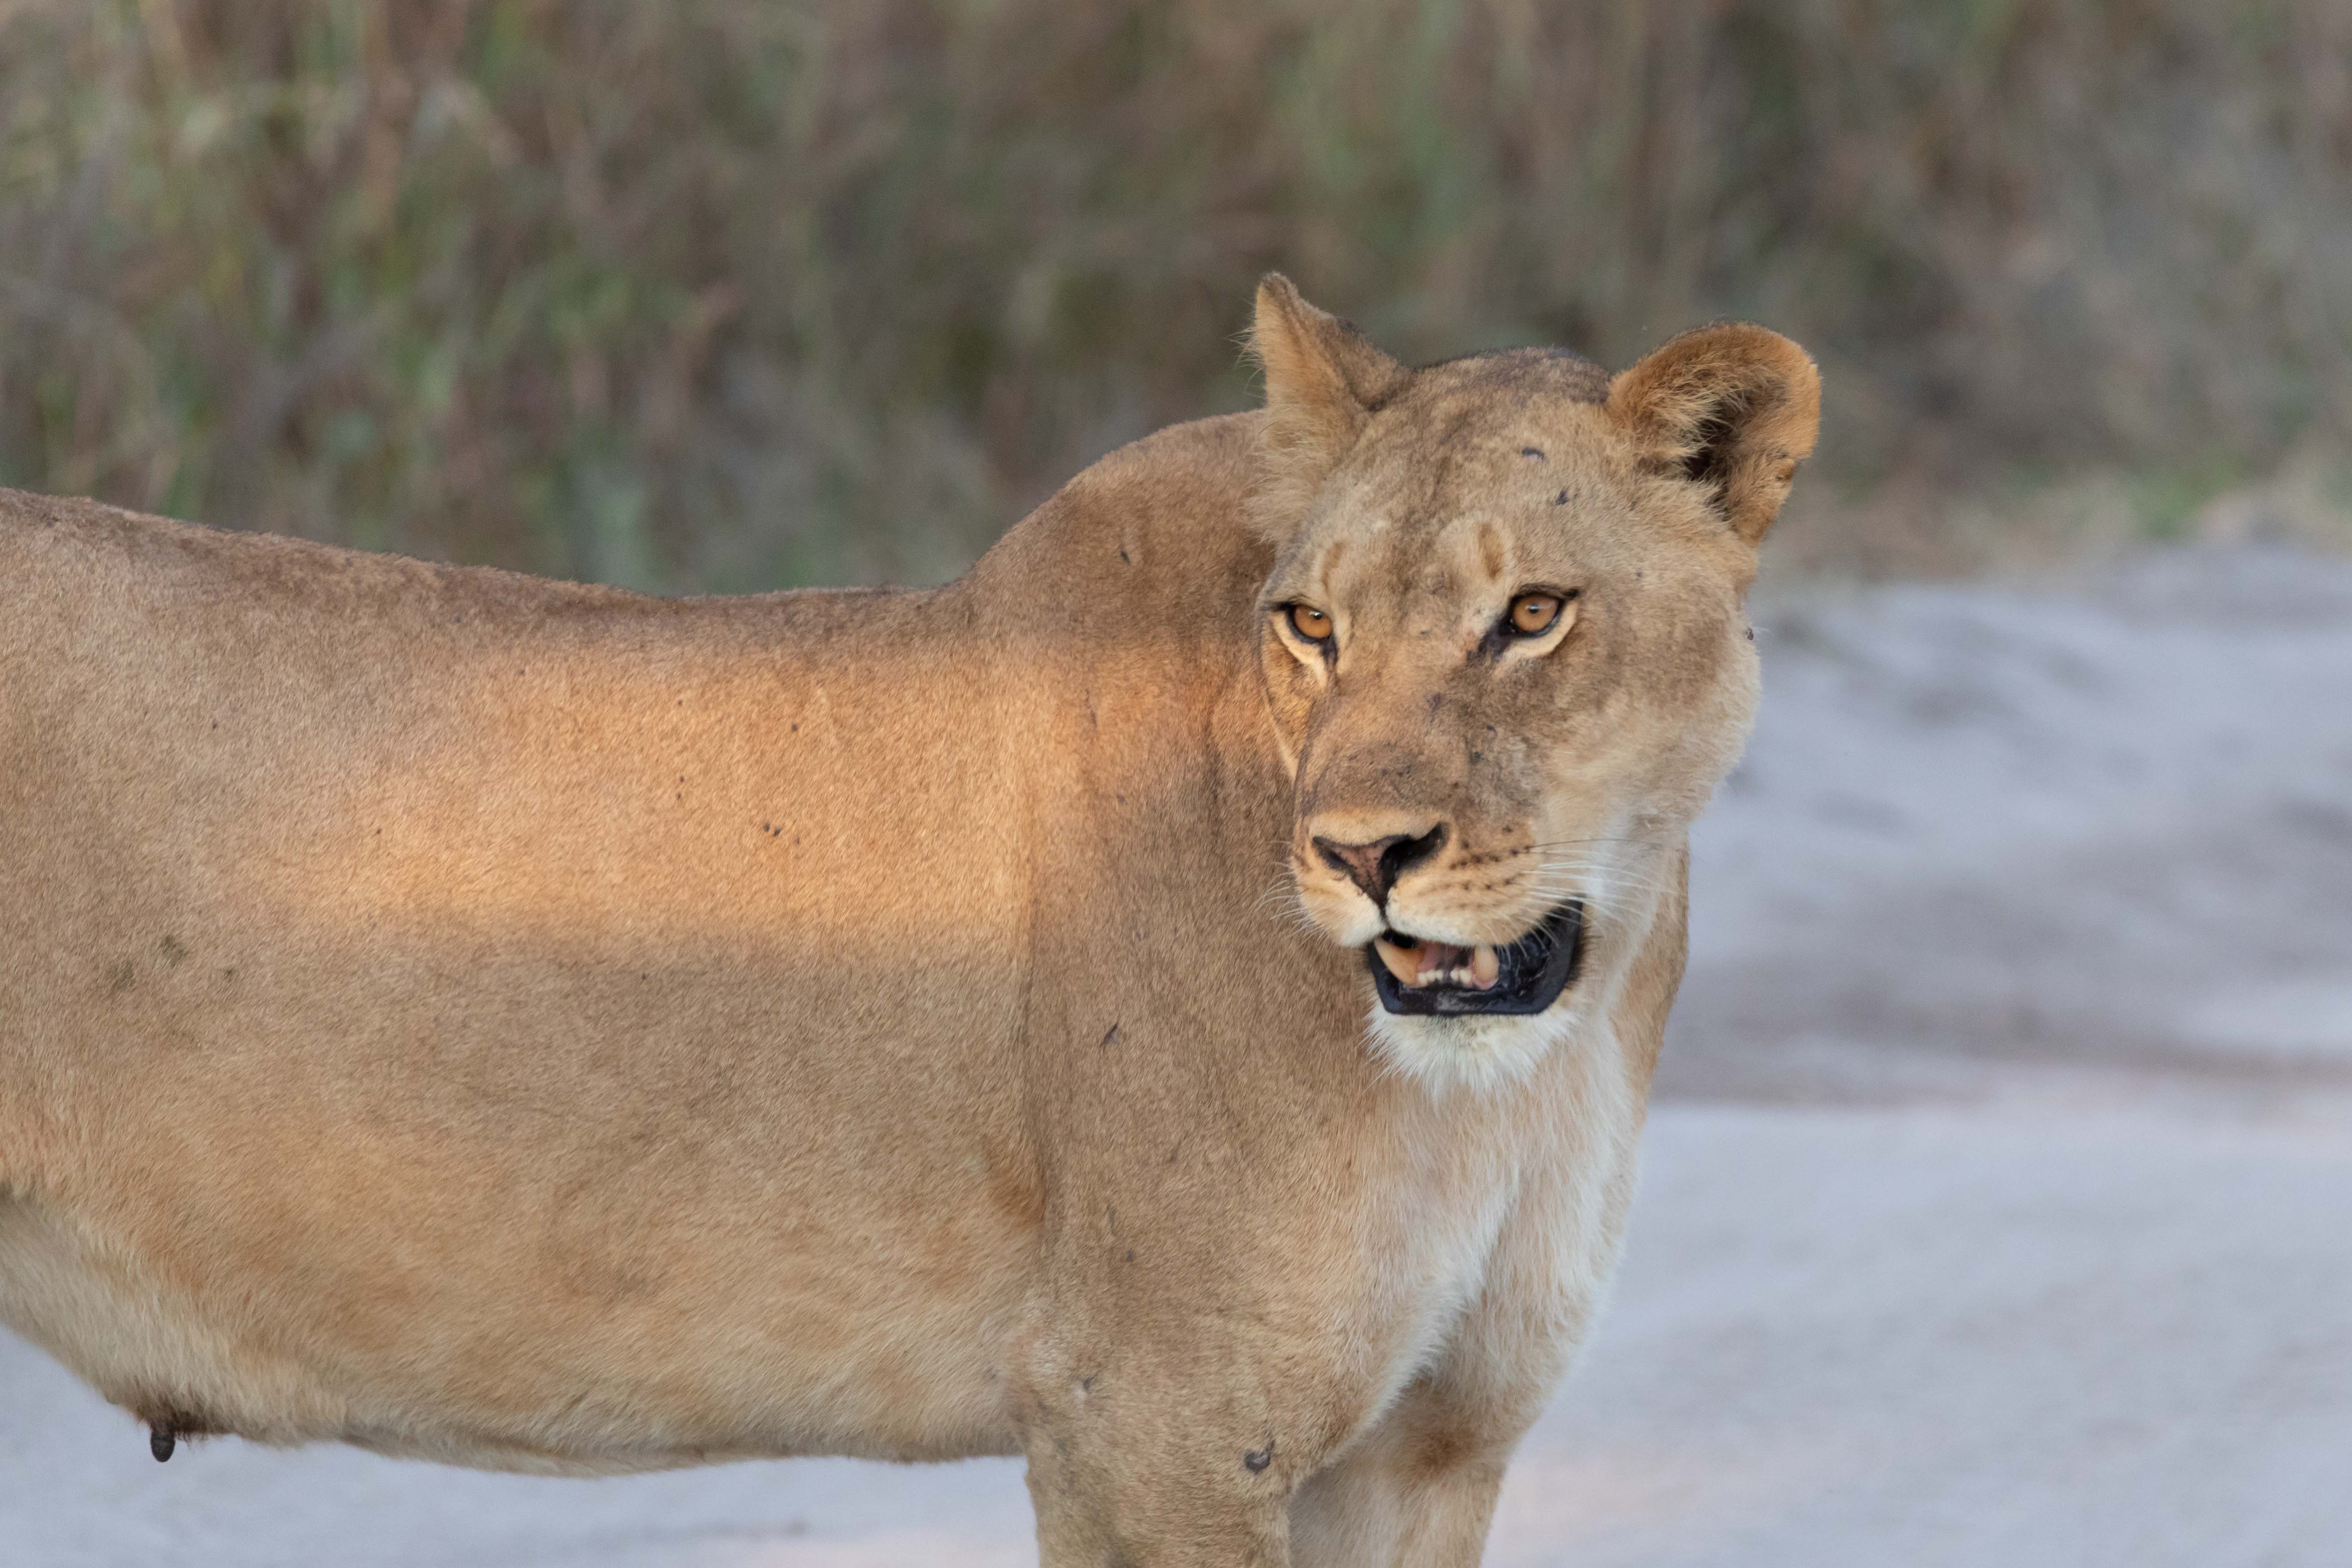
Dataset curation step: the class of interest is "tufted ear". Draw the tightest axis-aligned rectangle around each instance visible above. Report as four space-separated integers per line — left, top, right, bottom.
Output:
1607 323 1821 545
1247 274 1407 542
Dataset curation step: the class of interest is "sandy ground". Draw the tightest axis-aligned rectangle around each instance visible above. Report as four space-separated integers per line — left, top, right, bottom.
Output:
8 545 2350 1565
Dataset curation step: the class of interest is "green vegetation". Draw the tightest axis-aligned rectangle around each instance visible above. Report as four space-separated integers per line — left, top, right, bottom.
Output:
3 1 2346 588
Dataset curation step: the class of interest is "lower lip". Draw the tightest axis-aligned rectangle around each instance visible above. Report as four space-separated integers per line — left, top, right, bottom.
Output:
1365 903 1584 1017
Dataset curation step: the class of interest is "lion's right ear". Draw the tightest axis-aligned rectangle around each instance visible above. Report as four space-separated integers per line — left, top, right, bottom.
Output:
1247 275 1407 544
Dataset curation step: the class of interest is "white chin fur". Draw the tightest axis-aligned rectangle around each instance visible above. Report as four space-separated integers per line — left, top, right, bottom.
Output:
1348 847 1671 1093
1364 997 1587 1095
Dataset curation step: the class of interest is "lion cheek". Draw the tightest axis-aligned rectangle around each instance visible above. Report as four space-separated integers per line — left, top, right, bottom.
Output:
1256 664 1318 782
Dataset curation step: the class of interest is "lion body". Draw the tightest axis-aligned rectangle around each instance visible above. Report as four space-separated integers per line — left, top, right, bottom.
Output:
0 280 1811 1564
0 416 1660 1480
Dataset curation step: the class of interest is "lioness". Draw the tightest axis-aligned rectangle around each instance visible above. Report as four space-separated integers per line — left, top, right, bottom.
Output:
0 277 1815 1564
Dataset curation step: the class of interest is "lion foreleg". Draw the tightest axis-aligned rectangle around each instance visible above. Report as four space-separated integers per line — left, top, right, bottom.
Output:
1285 1391 1517 1568
1021 1420 1292 1568
1011 1323 1312 1567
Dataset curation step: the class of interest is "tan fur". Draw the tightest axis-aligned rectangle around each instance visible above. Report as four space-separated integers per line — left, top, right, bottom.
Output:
0 276 1816 1565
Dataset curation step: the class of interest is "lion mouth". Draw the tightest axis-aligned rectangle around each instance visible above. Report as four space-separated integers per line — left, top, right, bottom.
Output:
1366 903 1583 1017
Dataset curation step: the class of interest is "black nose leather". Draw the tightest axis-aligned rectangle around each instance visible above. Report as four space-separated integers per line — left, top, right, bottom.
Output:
1313 825 1447 907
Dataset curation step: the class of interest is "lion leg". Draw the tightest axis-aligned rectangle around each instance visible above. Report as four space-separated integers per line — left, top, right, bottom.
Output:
1286 1381 1522 1568
1022 1428 1293 1568
1011 1331 1304 1567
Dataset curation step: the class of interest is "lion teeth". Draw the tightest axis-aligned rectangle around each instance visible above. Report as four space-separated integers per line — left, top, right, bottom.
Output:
1376 935 1502 991
1374 937 1422 988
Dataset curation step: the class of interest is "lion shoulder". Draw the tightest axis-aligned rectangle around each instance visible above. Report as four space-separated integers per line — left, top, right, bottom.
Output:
966 412 1270 644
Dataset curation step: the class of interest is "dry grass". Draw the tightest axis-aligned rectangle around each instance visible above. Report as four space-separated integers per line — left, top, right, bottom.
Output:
3 0 2347 588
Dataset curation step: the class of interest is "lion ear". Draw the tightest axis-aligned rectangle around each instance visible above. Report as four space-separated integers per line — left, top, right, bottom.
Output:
1247 274 1407 542
1607 324 1821 546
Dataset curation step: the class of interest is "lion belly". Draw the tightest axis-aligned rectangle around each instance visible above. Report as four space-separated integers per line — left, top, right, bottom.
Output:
0 1156 1033 1472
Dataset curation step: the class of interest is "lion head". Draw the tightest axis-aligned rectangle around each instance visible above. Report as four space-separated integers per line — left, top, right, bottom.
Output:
1248 276 1820 1090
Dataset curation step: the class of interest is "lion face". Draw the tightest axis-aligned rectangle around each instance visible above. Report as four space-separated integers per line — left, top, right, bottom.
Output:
1247 277 1819 1089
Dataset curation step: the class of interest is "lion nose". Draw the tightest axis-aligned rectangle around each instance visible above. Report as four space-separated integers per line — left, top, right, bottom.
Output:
1312 825 1448 908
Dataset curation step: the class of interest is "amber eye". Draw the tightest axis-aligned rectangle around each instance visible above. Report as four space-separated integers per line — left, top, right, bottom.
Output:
1287 604 1334 643
1507 591 1565 637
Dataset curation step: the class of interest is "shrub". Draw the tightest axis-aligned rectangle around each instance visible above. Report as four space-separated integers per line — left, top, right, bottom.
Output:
2 1 2344 586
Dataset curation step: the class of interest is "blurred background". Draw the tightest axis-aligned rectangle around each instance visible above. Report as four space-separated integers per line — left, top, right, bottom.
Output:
6 5 2351 1566
5 0 2351 591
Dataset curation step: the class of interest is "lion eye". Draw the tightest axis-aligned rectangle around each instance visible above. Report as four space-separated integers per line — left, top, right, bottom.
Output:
1507 592 1563 637
1287 604 1333 643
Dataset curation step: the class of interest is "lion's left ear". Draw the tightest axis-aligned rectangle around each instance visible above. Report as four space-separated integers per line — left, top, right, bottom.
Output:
1607 324 1821 545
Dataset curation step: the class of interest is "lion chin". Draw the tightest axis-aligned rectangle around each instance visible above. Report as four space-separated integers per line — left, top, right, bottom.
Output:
1366 999 1595 1096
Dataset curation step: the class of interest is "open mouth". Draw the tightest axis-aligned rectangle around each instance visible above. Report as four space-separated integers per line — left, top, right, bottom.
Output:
1366 902 1584 1017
